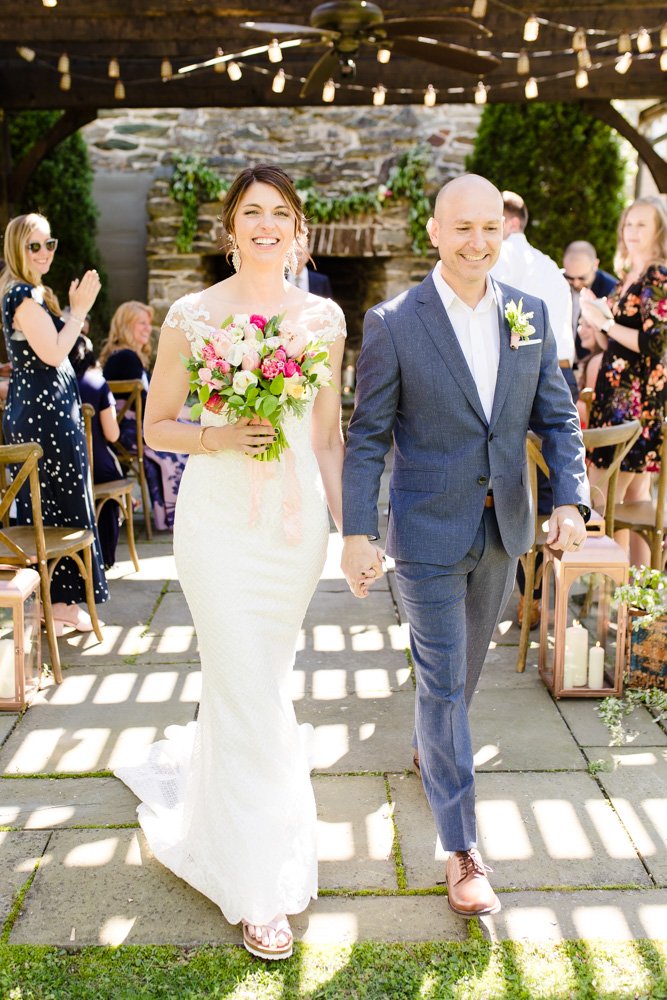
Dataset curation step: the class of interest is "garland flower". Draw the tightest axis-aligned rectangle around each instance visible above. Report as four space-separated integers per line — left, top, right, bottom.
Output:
184 313 332 461
505 297 536 350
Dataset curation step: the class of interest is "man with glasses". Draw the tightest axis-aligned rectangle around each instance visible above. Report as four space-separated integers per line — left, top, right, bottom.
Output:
562 241 616 359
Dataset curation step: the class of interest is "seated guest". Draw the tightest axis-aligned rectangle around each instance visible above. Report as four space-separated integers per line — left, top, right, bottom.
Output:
100 301 186 532
575 318 604 428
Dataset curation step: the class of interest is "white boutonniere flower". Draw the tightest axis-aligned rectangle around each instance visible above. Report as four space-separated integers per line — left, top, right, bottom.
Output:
505 298 536 350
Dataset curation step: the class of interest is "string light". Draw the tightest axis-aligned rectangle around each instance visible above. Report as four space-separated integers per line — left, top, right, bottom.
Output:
423 84 436 107
572 28 587 52
523 16 539 43
267 39 282 63
108 58 120 78
615 51 633 73
16 46 36 61
474 80 488 104
636 28 652 52
227 61 242 81
214 48 226 73
660 50 667 71
160 58 173 80
575 68 589 88
57 53 69 74
617 33 632 54
114 80 125 100
322 78 336 102
271 68 286 93
525 77 538 99
372 85 386 106
516 49 530 74
661 24 667 48
376 47 391 64
577 49 592 69
42 0 58 7
471 0 487 18
59 73 71 91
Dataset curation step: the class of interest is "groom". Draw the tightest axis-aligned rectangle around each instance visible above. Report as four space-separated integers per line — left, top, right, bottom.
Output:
342 174 590 917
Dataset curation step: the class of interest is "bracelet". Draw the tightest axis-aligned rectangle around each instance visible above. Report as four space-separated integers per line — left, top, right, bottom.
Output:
69 313 86 324
199 425 217 454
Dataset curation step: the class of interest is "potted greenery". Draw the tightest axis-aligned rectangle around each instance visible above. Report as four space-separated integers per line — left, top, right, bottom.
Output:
613 565 667 691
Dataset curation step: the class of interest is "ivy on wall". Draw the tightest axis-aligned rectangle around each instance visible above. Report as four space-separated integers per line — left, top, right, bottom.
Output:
169 145 432 256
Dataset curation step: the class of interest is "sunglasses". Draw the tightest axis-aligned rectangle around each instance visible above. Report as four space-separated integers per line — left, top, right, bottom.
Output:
26 238 58 253
563 271 593 284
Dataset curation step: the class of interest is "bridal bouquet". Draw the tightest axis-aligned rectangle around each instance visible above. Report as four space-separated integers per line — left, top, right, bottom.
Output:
184 313 332 461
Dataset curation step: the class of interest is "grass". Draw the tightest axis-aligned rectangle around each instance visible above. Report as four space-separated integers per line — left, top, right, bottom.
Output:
0 939 666 999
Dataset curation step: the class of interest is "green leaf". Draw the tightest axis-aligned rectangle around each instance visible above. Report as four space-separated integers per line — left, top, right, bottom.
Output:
190 402 203 420
261 395 278 417
270 374 284 396
199 383 211 403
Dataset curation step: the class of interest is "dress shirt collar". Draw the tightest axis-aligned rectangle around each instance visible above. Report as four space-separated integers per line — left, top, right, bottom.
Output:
432 262 497 315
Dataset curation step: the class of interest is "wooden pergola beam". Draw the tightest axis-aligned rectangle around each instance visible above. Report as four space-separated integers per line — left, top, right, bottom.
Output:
6 107 98 207
582 99 667 193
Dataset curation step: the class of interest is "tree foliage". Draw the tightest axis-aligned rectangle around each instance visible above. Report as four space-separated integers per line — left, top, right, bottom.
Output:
465 102 626 271
8 111 110 337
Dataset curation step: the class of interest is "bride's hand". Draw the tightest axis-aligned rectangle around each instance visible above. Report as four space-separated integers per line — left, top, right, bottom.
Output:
219 417 276 455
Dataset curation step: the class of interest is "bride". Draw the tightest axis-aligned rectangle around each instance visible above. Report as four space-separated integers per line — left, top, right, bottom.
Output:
115 164 377 959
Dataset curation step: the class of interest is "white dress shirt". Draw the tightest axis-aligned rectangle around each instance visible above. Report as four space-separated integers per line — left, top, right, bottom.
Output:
432 263 500 424
287 268 309 292
491 232 574 363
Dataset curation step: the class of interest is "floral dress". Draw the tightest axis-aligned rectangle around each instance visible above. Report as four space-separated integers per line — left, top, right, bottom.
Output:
589 263 667 473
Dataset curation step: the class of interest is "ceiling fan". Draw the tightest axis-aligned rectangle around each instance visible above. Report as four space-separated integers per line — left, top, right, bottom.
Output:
178 1 499 98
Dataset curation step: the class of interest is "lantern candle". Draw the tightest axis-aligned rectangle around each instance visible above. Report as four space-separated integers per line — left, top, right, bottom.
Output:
564 621 588 687
588 642 605 689
0 636 15 699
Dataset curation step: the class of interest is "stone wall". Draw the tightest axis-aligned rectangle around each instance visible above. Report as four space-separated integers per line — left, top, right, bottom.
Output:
82 104 481 346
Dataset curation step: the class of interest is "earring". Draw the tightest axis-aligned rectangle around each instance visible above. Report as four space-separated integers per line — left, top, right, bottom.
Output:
231 239 241 273
285 241 299 276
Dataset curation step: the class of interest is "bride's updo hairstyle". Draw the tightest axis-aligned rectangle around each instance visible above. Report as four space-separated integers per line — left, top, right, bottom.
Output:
220 163 310 261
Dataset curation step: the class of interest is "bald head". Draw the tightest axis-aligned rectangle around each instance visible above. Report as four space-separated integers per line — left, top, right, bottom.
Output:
434 174 503 218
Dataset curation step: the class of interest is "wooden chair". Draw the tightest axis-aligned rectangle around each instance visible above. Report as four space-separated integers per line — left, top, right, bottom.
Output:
0 442 104 684
81 403 140 573
579 387 594 428
613 418 667 569
105 379 152 540
516 419 641 673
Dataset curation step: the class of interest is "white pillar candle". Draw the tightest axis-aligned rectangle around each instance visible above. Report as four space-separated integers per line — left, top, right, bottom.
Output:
0 637 16 699
588 642 605 689
564 621 589 687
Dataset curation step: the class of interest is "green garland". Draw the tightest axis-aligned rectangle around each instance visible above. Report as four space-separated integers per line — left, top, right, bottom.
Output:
168 145 431 256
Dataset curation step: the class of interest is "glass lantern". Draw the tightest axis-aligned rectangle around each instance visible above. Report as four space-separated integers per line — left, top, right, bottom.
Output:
0 568 41 711
539 528 628 699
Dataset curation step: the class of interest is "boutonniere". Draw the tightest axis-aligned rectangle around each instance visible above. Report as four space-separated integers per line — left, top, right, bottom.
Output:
505 297 536 350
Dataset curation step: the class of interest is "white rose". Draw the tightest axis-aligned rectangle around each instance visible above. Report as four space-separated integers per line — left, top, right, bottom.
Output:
227 341 247 367
232 370 258 395
309 361 332 382
284 381 305 400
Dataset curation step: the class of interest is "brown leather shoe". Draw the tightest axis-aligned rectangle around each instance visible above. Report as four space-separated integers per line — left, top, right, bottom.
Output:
517 595 540 630
446 849 501 917
412 751 421 777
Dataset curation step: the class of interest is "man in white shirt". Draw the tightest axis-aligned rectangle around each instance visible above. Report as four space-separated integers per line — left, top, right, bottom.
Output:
287 241 333 298
491 191 576 398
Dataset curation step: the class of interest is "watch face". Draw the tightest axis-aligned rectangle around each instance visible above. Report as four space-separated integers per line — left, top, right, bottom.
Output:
577 504 591 523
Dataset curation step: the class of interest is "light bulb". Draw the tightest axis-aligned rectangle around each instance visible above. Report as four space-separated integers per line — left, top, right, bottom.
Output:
376 47 391 64
108 58 120 78
523 16 539 43
577 49 592 69
615 51 632 74
471 0 487 18
660 49 667 72
661 24 667 49
227 61 242 81
322 78 335 102
617 33 632 54
517 49 530 74
59 72 71 91
575 68 589 88
214 49 226 73
160 58 173 80
271 68 286 93
57 52 69 74
114 80 125 100
474 81 487 105
42 0 57 7
267 39 282 63
525 77 538 99
636 28 652 53
572 28 587 52
372 85 386 106
17 46 36 62
423 84 436 107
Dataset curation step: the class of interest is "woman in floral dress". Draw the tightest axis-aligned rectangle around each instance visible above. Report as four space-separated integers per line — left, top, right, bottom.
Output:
582 196 667 564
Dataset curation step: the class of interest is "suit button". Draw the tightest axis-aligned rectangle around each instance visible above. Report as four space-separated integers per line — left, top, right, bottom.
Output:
478 475 488 485
488 433 494 442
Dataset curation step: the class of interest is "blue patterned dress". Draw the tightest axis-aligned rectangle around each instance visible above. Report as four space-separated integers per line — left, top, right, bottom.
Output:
1 282 108 605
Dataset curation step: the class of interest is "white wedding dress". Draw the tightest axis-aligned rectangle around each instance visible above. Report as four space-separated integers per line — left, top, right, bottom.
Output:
115 293 346 926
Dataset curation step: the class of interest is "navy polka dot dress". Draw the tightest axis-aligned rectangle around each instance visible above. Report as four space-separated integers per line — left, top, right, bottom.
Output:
1 283 108 606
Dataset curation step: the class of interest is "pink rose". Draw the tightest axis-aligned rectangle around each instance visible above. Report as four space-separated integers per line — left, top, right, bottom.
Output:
284 359 302 377
281 324 309 359
242 349 261 371
201 342 218 362
217 359 231 374
206 357 218 370
249 314 267 330
213 332 233 359
198 368 212 382
244 323 261 341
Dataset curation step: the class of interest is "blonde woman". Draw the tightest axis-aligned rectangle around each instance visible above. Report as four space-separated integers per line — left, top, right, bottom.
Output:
0 213 108 631
100 301 186 531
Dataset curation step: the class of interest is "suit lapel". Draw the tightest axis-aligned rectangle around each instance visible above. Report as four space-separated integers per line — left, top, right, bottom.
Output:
489 279 519 429
416 275 488 427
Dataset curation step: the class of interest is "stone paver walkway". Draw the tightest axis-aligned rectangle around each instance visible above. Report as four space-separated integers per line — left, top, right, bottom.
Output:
1 526 666 948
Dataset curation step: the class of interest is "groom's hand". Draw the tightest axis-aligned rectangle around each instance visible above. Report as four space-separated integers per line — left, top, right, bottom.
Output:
342 536 384 599
547 505 587 552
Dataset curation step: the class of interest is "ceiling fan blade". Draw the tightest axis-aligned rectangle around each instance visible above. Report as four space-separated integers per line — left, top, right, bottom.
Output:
388 37 499 75
381 16 492 39
299 49 340 99
242 20 327 37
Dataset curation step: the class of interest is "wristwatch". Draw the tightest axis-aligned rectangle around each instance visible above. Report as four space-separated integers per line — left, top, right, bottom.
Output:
600 317 614 334
576 503 591 523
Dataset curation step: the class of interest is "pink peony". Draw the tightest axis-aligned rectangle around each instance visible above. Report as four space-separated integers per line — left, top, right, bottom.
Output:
217 359 231 374
249 314 267 330
241 349 261 371
261 346 287 380
201 343 218 362
284 359 302 378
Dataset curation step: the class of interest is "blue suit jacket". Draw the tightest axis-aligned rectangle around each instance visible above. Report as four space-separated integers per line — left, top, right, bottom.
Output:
342 273 590 565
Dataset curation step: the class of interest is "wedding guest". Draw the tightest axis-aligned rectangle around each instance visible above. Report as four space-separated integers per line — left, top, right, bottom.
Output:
0 213 108 632
342 175 589 919
100 301 187 531
114 164 355 960
581 195 667 566
562 240 617 358
287 238 333 298
575 317 604 429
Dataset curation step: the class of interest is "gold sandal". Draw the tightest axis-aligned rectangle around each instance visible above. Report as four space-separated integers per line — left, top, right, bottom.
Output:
242 916 293 960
